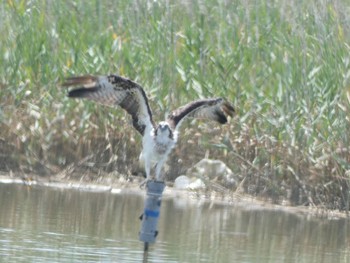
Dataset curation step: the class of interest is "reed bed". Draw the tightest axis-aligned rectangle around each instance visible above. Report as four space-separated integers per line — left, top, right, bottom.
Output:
0 0 349 210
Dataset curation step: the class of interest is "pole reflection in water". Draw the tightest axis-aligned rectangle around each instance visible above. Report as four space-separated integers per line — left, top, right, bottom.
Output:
0 183 349 262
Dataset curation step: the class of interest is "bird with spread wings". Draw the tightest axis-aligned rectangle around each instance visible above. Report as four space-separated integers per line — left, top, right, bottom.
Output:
62 74 234 182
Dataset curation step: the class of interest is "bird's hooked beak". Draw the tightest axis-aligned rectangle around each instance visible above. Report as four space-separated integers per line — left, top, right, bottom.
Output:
158 123 169 132
154 121 173 139
155 122 172 137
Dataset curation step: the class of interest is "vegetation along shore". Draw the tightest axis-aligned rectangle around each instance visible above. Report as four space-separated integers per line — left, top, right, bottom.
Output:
0 1 349 210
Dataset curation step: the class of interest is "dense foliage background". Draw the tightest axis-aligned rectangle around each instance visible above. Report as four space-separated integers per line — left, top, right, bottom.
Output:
1 0 349 209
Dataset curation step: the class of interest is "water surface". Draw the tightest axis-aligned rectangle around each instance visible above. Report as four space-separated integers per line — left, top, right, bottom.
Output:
0 183 349 262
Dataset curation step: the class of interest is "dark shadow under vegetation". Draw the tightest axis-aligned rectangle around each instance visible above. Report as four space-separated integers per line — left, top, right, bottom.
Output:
1 119 350 211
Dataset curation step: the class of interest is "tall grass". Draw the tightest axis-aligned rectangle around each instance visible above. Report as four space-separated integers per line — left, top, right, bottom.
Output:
1 0 350 209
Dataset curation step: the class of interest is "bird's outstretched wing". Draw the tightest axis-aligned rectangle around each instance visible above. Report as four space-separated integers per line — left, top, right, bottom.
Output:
62 75 155 136
167 98 234 130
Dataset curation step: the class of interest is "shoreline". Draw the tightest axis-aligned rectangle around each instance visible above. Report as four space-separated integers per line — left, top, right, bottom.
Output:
0 173 348 220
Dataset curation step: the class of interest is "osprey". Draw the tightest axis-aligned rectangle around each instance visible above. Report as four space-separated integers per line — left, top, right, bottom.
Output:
62 74 234 181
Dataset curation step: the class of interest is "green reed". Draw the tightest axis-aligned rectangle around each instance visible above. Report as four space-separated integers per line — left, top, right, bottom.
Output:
1 0 349 209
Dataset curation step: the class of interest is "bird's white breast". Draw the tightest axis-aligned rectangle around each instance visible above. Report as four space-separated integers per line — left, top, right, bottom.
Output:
141 128 177 162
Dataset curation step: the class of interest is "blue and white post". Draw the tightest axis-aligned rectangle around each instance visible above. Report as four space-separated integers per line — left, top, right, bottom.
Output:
139 180 165 258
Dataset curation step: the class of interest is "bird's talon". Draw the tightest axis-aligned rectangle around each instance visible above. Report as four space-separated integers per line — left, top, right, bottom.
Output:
139 179 148 189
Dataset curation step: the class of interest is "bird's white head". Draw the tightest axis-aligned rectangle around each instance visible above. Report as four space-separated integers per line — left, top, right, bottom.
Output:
155 121 173 139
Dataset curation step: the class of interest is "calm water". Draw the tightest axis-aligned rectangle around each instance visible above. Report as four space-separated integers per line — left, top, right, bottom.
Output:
0 183 349 263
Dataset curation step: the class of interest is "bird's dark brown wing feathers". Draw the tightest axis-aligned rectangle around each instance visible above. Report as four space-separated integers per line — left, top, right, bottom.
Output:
167 98 234 130
62 75 155 135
